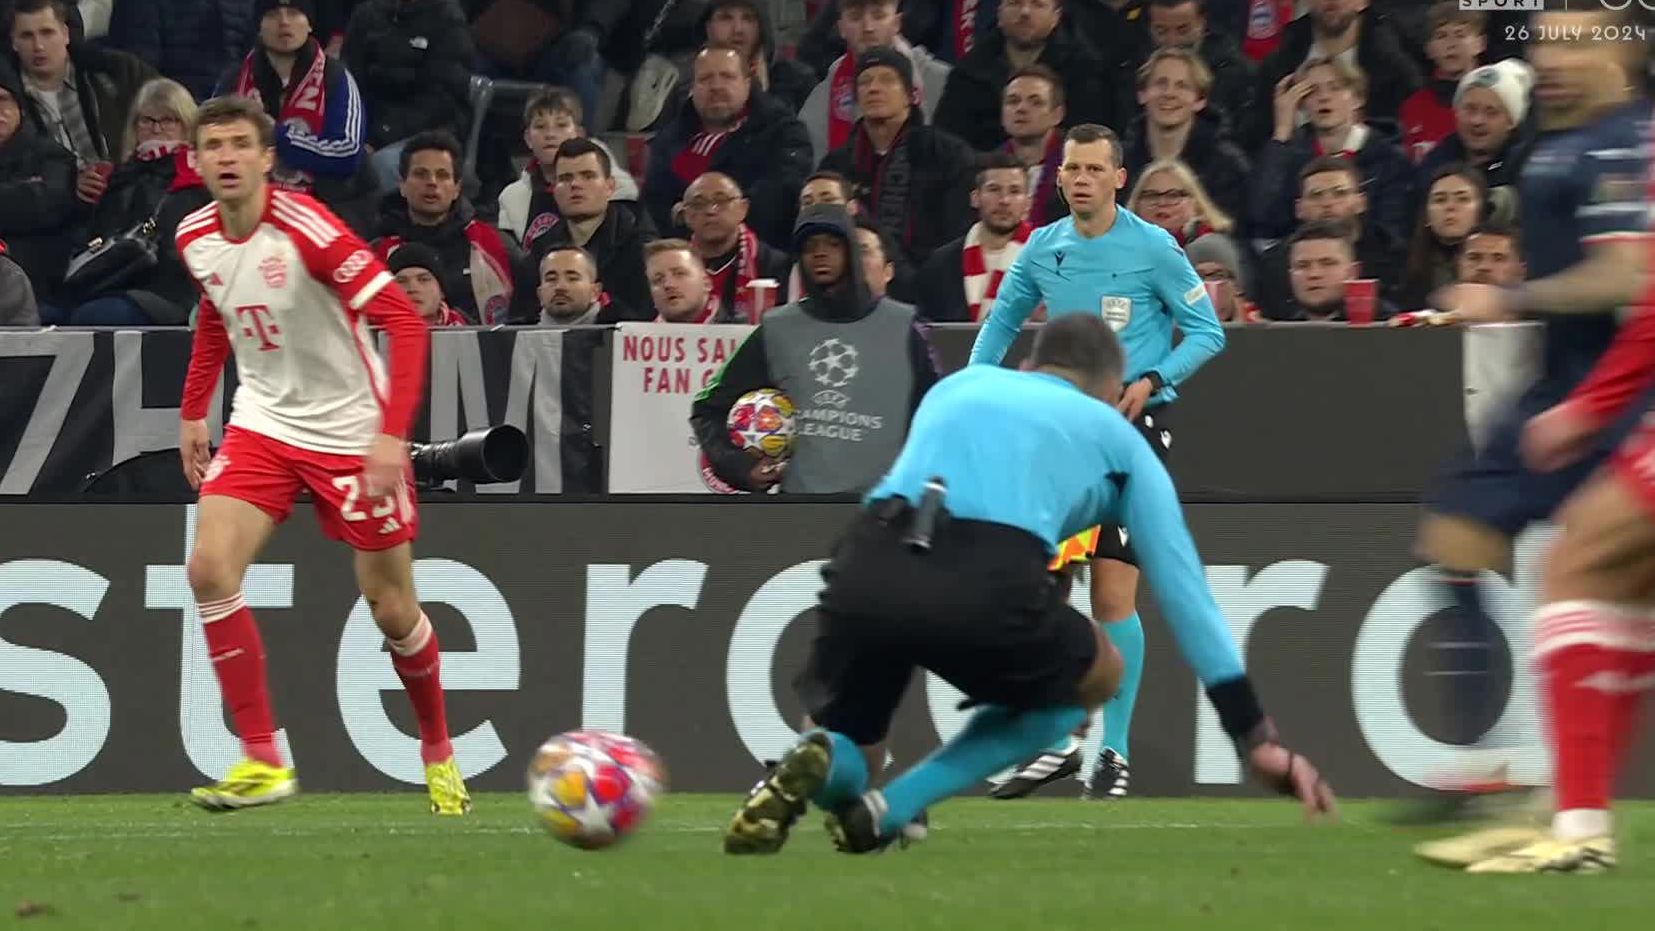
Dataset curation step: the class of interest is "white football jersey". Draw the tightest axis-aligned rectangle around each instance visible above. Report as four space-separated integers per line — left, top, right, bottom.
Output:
178 191 394 455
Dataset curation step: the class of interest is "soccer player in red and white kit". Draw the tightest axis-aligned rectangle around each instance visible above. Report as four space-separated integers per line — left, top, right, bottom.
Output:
175 96 470 814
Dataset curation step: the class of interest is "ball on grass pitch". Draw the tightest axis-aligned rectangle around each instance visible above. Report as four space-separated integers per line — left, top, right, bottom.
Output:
527 730 665 850
726 388 796 460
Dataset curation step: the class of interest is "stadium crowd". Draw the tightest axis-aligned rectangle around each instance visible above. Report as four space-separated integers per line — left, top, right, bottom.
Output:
0 0 1617 332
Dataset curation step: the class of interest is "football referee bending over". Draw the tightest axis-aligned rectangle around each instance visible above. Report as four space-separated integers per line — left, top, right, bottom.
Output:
724 314 1335 855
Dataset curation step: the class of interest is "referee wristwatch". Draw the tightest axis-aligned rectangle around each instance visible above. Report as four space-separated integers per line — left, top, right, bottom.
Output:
1141 371 1166 393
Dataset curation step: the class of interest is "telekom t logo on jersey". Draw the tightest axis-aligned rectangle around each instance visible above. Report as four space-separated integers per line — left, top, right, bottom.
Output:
235 304 282 352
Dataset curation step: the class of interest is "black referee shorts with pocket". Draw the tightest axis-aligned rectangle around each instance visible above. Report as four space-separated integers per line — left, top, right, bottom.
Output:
1093 405 1174 566
795 506 1100 747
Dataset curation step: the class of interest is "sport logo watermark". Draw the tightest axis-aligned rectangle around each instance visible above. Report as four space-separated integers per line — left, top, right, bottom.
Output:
1459 0 1655 9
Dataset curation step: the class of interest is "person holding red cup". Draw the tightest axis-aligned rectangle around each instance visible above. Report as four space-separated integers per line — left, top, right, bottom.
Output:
1268 221 1398 323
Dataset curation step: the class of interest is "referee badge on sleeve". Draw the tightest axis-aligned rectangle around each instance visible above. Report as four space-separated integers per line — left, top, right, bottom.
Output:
1100 296 1132 332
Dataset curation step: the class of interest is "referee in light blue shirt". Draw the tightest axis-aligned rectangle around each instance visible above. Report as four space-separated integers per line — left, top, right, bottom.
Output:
721 315 1332 856
971 123 1226 800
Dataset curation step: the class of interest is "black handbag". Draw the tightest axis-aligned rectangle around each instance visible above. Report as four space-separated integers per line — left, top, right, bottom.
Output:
63 212 161 299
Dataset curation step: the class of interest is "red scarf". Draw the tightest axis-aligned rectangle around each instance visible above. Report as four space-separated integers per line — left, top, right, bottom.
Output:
1007 130 1064 225
961 221 1032 321
671 112 747 186
430 304 468 327
701 226 763 323
168 146 204 192
233 40 328 190
952 0 981 61
1172 221 1216 246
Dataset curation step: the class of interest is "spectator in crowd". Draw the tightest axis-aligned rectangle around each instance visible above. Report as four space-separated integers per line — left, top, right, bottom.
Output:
371 130 529 324
1397 3 1485 162
1264 219 1396 321
796 0 970 74
1000 64 1067 226
8 0 154 172
535 245 627 325
1252 57 1414 240
217 0 371 213
388 242 469 326
702 0 818 113
105 0 256 103
1185 229 1258 322
933 0 1114 151
800 0 951 163
1255 0 1422 141
645 43 812 249
678 171 792 324
1254 155 1406 314
1454 220 1523 289
690 202 938 494
1128 158 1237 247
799 169 856 211
0 67 75 305
1397 163 1487 311
497 86 639 249
342 0 474 192
1120 47 1249 223
1417 58 1533 227
0 239 38 325
644 238 717 323
915 150 1032 322
58 78 210 326
854 214 899 299
818 46 975 277
1130 0 1257 148
531 137 654 320
467 0 618 133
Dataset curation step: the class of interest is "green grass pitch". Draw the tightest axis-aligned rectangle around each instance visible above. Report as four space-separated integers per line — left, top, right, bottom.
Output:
2 795 1651 930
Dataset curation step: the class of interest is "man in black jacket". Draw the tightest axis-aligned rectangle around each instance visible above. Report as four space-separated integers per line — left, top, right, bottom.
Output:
916 150 1031 322
1127 0 1257 148
933 0 1116 152
1254 156 1406 316
530 136 656 321
690 202 938 494
1119 46 1250 224
0 65 74 308
819 46 975 279
7 0 154 166
679 171 792 324
343 0 474 191
1255 1 1422 142
645 43 813 249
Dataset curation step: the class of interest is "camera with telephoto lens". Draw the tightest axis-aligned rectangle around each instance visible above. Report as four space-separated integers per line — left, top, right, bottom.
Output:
408 425 529 487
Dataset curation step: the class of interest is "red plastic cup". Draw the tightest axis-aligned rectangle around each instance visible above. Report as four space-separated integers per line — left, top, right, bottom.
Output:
748 278 780 321
1344 278 1378 325
90 160 114 182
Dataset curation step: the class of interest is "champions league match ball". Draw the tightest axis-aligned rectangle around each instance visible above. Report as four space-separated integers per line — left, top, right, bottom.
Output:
527 730 667 850
726 388 796 460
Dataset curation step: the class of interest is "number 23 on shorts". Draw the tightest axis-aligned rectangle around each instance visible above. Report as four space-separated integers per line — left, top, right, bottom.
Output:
330 473 407 522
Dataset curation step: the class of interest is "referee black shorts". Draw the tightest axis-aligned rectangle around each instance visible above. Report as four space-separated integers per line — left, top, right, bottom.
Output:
1089 405 1173 567
795 505 1100 747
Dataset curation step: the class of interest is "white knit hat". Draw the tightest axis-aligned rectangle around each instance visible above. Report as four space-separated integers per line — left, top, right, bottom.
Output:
1456 59 1536 125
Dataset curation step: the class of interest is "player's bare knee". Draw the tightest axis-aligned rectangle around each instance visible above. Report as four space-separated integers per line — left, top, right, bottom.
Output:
185 549 240 602
1416 513 1513 575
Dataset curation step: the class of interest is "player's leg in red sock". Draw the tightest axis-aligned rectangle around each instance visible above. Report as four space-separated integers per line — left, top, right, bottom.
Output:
188 495 282 768
356 542 452 764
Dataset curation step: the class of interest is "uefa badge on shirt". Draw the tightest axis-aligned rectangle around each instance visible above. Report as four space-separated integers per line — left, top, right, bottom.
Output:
1100 296 1132 332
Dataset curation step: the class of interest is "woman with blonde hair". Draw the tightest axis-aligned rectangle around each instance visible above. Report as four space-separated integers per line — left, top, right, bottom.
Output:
1129 159 1257 323
58 77 212 326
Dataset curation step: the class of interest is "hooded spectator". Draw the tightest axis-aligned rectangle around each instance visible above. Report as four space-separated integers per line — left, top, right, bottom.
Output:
644 43 812 249
799 0 951 160
342 0 475 192
105 0 256 103
690 202 938 494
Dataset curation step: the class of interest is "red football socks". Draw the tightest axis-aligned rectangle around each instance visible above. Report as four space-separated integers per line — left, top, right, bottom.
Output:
388 613 453 765
199 593 282 768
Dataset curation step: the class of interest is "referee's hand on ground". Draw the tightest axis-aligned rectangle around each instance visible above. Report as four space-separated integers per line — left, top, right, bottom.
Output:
1247 741 1338 822
180 418 211 489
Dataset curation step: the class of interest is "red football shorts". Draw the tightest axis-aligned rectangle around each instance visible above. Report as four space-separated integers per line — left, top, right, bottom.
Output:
1611 413 1655 521
199 426 418 550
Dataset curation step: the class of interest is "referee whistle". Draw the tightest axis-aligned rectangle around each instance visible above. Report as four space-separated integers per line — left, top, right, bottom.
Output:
904 477 948 553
